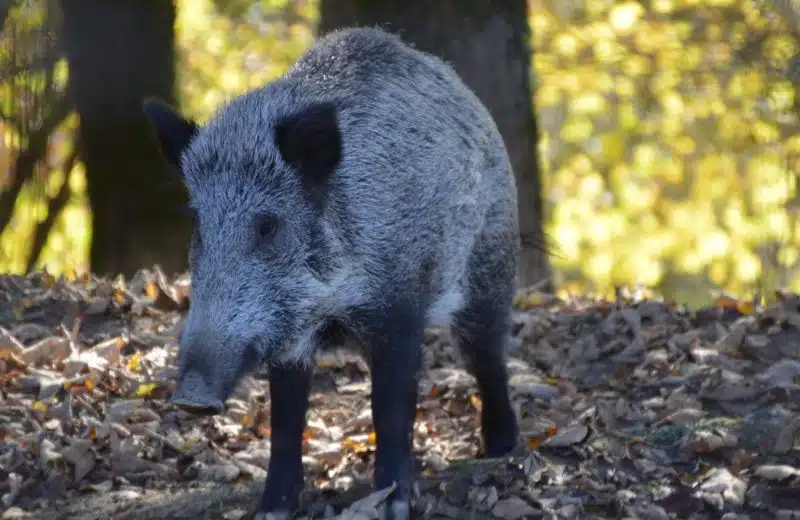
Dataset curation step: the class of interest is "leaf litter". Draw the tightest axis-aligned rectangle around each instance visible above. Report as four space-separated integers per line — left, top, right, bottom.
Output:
0 269 799 519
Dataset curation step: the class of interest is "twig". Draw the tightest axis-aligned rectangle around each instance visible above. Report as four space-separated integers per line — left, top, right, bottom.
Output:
0 53 61 82
0 93 71 237
25 136 79 273
0 0 18 35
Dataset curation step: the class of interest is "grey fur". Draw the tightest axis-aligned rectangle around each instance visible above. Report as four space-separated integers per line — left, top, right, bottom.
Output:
145 25 521 519
149 24 519 436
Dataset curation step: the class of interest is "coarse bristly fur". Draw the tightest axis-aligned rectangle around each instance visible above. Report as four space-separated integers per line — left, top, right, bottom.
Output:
144 25 520 518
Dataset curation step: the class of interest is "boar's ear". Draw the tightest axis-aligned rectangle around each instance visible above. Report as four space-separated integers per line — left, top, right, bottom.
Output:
274 102 342 184
142 97 199 171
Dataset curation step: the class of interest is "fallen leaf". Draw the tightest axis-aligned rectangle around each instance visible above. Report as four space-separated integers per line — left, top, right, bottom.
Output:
132 383 160 398
492 496 539 520
753 464 800 481
541 422 589 447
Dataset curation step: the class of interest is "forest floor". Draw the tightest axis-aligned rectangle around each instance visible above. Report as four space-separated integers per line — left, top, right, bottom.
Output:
1 268 799 520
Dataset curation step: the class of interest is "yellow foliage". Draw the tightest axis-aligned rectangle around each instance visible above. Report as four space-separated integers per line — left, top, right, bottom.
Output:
532 0 800 305
779 246 798 267
561 118 594 143
594 39 626 64
609 2 644 33
768 81 794 112
570 93 607 116
653 0 676 14
2 0 800 308
554 33 581 58
585 251 614 284
537 84 561 107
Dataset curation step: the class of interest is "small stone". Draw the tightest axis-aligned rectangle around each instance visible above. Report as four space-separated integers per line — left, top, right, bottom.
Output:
632 504 669 520
492 496 539 520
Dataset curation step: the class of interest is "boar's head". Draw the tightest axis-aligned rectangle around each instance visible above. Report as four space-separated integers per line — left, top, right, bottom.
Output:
143 94 342 414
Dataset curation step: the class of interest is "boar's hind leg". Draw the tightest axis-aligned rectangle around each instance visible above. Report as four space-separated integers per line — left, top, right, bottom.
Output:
353 300 425 520
452 295 519 457
452 236 520 458
257 362 313 518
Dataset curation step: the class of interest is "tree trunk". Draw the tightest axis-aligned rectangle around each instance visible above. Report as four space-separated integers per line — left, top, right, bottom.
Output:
59 0 191 278
318 0 552 290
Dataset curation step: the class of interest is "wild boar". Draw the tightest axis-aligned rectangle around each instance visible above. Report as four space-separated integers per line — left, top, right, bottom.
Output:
144 26 520 520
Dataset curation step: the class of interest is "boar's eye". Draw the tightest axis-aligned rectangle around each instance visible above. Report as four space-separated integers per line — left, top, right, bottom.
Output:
254 213 279 246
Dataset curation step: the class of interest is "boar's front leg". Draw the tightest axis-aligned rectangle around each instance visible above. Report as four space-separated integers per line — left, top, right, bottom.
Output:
355 300 424 520
256 362 313 519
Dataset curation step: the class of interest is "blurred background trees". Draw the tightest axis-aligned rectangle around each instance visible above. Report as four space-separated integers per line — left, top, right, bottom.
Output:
1 0 799 307
61 0 191 278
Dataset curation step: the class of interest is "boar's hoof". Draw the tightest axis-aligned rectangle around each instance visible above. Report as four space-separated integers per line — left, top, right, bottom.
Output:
253 510 291 520
377 499 410 520
170 396 225 416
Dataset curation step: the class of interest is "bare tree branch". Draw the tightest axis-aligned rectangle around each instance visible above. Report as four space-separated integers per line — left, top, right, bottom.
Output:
0 0 19 34
0 93 71 237
0 53 61 82
25 136 78 273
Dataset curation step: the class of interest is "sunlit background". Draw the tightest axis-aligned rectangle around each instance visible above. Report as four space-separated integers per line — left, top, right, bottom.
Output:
1 0 799 308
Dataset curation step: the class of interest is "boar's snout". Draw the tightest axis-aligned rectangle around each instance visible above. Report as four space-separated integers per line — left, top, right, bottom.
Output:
170 369 227 416
169 322 259 417
172 399 224 417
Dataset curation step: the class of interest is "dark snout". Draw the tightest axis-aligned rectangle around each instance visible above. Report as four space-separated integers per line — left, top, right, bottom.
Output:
169 326 257 417
170 369 227 416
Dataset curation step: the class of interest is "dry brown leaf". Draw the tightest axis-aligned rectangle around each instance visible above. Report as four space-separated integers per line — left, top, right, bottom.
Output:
758 359 800 389
492 496 539 520
541 422 589 447
84 297 111 316
753 464 800 481
19 336 71 366
715 317 752 354
5 270 800 518
338 482 396 519
2 473 23 507
221 509 249 520
682 429 738 455
61 439 95 482
698 468 746 506
0 327 25 356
